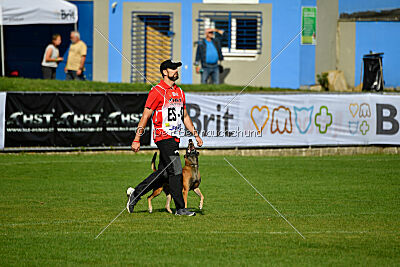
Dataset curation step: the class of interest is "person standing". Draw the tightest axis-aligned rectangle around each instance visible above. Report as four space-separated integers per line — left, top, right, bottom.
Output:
65 31 87 80
194 28 225 84
127 60 203 216
41 34 63 79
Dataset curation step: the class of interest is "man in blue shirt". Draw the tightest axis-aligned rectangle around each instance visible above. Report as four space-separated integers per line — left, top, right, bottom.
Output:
195 28 225 84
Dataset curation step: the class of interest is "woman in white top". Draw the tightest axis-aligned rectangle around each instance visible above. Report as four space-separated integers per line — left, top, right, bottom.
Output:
41 34 63 79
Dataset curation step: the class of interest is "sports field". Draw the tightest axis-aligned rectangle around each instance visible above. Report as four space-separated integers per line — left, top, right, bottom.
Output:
0 153 399 265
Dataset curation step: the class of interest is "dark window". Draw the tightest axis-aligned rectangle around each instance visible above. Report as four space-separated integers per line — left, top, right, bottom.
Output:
198 11 262 54
213 20 229 48
236 19 257 50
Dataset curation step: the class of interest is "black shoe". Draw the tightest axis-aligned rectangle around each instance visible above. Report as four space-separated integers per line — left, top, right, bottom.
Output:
175 208 196 216
126 187 140 213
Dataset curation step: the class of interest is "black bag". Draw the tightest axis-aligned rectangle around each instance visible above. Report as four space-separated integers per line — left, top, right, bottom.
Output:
218 64 224 74
362 53 384 92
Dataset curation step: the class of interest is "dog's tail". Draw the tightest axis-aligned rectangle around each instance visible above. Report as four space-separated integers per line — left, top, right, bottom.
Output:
151 152 157 172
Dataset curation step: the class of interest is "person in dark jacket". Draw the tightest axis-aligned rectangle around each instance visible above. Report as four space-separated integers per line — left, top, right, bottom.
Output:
195 28 225 84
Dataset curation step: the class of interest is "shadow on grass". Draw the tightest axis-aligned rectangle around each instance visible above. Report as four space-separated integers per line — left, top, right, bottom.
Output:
134 208 205 215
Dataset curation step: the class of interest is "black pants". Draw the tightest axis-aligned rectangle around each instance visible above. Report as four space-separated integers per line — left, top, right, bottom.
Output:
66 70 85 81
42 66 57 79
133 138 185 210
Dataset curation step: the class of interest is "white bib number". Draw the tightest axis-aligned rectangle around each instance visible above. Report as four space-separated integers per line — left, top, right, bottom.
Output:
162 105 183 137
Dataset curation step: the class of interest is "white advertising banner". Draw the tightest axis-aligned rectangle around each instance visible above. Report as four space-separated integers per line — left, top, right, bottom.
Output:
0 92 6 149
0 0 78 26
176 93 400 148
180 94 241 147
150 94 241 147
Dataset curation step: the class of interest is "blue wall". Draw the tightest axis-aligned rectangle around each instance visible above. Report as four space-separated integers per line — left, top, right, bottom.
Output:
340 0 400 88
260 0 316 88
58 1 93 80
104 0 400 88
108 0 202 84
299 0 316 86
261 0 302 88
339 0 400 14
4 24 73 79
107 0 309 88
108 0 123 83
355 21 400 87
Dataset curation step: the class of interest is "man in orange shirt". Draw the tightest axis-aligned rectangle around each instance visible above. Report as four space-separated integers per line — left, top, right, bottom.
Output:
127 60 203 216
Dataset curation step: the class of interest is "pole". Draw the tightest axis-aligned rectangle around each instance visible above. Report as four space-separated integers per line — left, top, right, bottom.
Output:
0 5 5 77
378 57 384 91
1 25 4 77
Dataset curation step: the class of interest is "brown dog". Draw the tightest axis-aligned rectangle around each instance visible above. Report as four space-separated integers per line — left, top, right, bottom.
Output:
147 139 204 213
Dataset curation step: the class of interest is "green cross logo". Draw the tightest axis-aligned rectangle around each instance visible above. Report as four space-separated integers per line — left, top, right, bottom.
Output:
315 106 332 134
360 120 370 135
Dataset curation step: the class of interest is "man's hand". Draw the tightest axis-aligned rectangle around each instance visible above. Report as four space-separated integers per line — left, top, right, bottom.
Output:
131 108 153 153
77 69 82 76
57 57 64 62
195 136 203 147
131 141 140 152
183 108 203 147
195 66 200 74
213 29 224 35
64 67 67 73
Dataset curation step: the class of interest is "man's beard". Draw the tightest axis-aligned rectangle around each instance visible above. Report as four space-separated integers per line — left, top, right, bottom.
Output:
168 73 179 81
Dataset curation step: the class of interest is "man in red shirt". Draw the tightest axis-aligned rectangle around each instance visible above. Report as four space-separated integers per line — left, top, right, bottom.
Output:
127 60 203 216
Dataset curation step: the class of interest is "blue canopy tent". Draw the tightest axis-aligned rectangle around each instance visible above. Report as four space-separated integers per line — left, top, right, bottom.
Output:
0 0 78 77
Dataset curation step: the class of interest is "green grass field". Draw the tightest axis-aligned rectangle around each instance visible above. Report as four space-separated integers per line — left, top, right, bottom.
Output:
0 77 297 93
0 153 399 265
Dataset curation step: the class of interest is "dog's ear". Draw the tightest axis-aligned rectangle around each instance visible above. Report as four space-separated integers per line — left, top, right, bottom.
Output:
196 151 199 156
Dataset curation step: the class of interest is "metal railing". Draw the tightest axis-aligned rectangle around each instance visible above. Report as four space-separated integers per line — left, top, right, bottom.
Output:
197 11 262 54
131 12 174 83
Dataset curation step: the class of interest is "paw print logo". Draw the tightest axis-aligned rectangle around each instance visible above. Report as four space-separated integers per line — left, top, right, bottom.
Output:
360 120 370 135
315 106 332 134
271 106 292 134
359 103 371 118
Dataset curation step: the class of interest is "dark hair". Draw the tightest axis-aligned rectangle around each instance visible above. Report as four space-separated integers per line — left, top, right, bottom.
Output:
52 34 61 42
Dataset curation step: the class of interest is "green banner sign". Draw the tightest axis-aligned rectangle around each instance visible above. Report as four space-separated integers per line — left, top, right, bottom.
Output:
301 7 317 45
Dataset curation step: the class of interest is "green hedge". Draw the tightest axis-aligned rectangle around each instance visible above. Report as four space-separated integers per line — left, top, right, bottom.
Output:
0 77 298 93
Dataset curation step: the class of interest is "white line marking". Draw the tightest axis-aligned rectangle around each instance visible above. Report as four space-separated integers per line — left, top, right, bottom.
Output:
2 211 398 227
130 230 398 235
0 219 103 227
224 157 306 239
94 157 177 239
0 159 149 166
0 157 394 166
248 157 397 162
224 28 304 109
2 230 398 237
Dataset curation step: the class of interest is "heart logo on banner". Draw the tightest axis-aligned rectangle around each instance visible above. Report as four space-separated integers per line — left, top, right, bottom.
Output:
251 106 270 134
349 103 359 118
